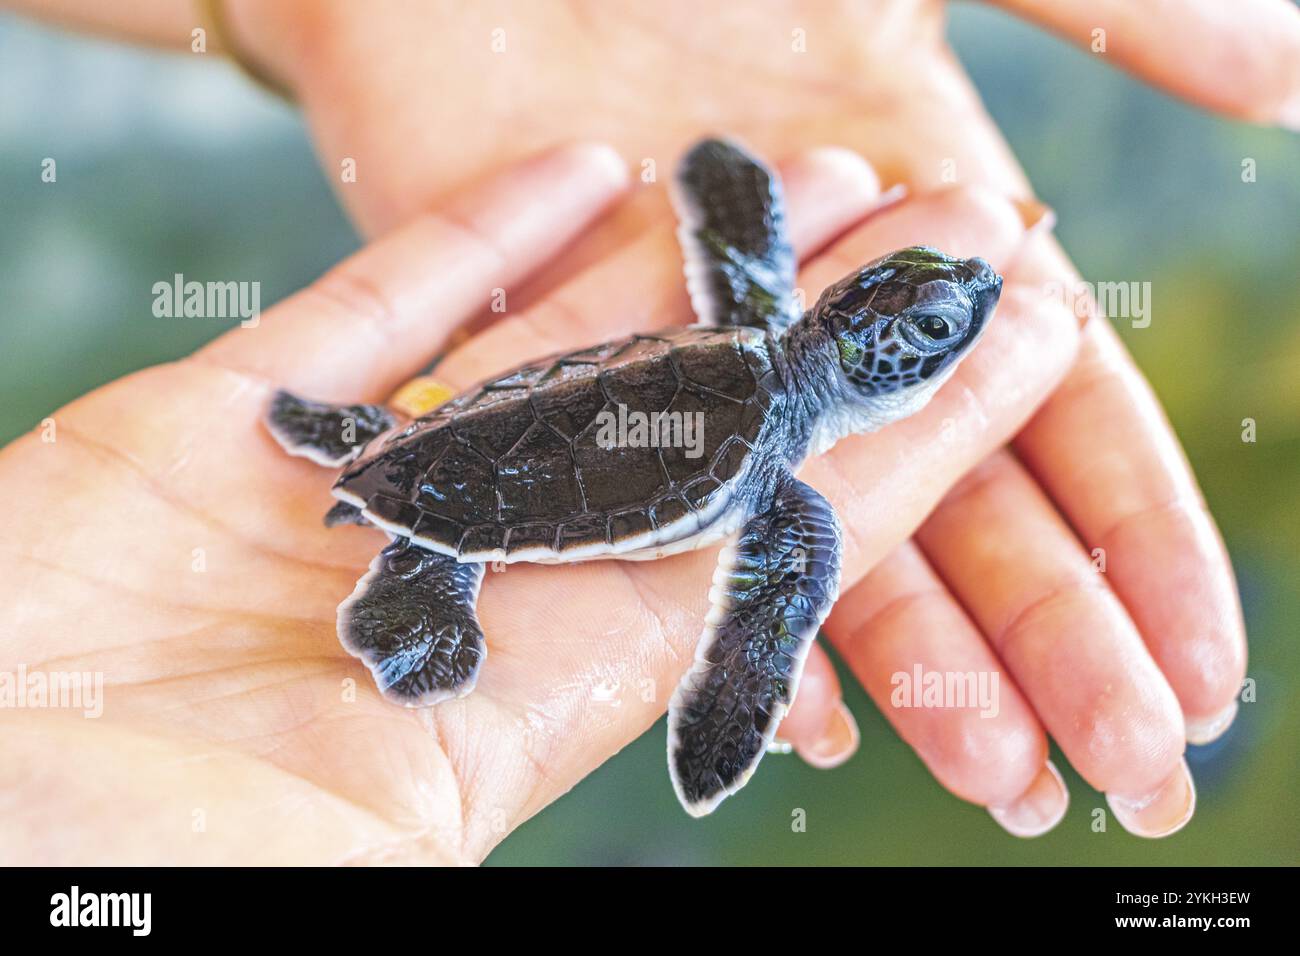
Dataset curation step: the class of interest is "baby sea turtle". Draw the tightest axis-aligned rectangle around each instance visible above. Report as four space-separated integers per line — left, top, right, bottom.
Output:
266 139 1002 816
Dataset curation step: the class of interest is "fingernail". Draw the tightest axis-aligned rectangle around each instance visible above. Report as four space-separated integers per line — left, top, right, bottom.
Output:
872 182 909 211
558 142 630 190
1186 699 1239 745
1012 196 1056 235
988 760 1069 838
795 700 859 769
800 147 882 197
1277 88 1300 132
1106 758 1197 838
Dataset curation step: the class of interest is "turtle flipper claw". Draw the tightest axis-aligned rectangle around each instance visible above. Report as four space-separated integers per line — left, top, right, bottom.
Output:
338 538 486 706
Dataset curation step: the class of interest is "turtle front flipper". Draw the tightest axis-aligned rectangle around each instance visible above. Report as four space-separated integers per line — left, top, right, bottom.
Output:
672 138 798 334
669 475 842 816
265 389 396 467
324 500 370 527
338 538 487 706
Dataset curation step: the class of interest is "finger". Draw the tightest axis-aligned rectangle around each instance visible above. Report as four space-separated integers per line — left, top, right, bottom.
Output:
195 143 629 399
782 642 859 770
1013 319 1247 741
436 146 886 389
916 451 1194 838
987 0 1300 128
825 541 1065 836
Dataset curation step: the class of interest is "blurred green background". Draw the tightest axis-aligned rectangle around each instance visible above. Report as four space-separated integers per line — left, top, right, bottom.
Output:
1 5 1295 865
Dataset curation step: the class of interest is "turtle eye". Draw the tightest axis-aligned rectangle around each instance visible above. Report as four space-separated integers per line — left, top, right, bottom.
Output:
911 314 954 341
837 336 864 366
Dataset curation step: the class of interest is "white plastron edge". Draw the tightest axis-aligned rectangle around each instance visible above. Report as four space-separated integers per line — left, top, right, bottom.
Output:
333 480 746 566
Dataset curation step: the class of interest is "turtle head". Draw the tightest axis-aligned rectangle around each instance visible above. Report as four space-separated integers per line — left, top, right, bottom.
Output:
813 246 1001 415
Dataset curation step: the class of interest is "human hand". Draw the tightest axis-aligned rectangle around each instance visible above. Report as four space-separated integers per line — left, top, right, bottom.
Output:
214 0 1271 837
416 155 1245 843
0 131 1246 861
227 0 1300 237
2 0 1281 858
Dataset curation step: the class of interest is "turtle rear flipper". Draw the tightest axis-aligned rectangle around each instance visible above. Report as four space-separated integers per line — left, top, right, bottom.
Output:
672 138 798 334
339 538 486 706
669 476 842 816
265 389 396 468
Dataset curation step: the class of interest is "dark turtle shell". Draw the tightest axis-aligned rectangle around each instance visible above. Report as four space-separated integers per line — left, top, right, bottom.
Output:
335 327 781 560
